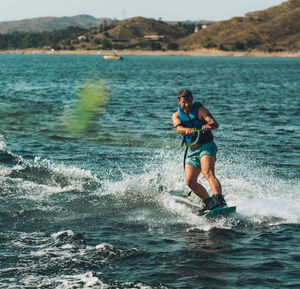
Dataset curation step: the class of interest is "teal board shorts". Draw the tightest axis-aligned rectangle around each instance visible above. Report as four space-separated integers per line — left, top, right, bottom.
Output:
185 141 217 169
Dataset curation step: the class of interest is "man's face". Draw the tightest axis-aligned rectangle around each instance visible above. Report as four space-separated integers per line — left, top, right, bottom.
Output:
178 96 193 114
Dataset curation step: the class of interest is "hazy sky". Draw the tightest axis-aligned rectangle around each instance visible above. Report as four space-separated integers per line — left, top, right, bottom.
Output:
1 0 287 22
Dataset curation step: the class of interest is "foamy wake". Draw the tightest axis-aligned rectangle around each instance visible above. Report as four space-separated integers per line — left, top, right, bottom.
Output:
98 151 300 228
1 142 299 228
0 135 6 150
6 230 166 289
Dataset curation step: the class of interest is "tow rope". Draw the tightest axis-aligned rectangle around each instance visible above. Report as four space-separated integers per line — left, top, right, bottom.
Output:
182 129 201 197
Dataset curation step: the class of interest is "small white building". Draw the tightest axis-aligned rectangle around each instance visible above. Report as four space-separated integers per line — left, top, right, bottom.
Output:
78 35 87 41
195 25 208 33
144 35 164 41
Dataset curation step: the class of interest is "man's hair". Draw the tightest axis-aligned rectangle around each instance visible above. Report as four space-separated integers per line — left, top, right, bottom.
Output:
178 89 193 99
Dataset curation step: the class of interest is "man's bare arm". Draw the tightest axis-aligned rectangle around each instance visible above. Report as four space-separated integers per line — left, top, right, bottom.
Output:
198 106 219 131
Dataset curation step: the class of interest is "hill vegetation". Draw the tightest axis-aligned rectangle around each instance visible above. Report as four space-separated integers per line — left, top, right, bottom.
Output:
81 17 195 51
0 0 299 53
0 17 195 51
0 15 112 33
179 0 300 52
0 27 88 50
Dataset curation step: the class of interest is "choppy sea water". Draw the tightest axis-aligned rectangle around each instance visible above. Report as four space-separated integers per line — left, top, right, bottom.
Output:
0 54 299 288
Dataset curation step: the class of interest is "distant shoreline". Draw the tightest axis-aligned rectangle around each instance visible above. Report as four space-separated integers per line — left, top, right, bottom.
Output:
1 48 300 58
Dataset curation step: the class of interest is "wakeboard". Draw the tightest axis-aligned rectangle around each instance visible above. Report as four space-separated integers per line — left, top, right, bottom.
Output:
204 206 236 218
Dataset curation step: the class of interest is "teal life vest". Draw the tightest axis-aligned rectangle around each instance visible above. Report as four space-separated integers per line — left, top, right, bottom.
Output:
178 102 213 146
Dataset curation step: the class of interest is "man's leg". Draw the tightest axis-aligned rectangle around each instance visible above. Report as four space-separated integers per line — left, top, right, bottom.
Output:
185 164 210 200
200 155 222 195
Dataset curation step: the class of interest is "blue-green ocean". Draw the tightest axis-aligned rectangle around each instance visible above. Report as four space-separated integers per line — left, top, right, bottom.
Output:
0 54 299 288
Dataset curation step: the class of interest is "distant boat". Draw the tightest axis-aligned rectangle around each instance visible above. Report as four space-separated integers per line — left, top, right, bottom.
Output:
103 55 123 60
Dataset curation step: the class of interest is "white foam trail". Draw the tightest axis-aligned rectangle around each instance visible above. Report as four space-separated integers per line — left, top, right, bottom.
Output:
33 156 98 181
0 135 6 150
51 230 75 240
2 156 101 201
20 273 110 289
7 230 148 289
2 138 298 228
98 148 300 227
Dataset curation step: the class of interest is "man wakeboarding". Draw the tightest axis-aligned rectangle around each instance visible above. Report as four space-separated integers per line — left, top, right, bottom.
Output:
172 89 227 215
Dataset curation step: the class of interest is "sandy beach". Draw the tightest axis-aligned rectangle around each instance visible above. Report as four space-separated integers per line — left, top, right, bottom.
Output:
1 48 300 58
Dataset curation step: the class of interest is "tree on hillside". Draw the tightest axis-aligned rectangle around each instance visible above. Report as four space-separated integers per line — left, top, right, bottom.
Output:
151 42 161 50
167 42 178 50
101 39 112 49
